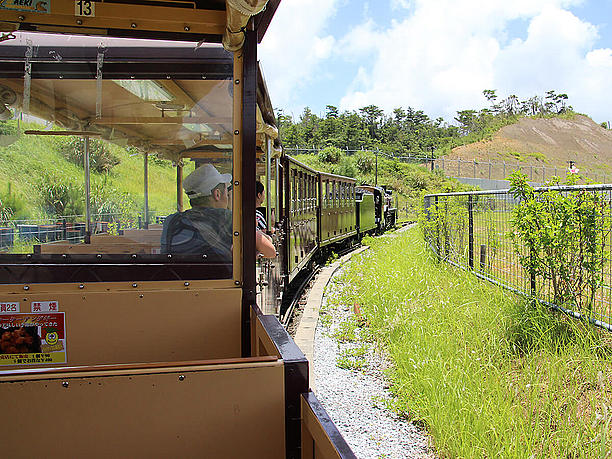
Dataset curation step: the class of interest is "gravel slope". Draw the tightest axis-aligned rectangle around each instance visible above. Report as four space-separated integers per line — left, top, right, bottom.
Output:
313 273 434 458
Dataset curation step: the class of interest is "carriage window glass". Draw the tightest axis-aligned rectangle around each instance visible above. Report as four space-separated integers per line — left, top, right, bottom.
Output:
299 172 303 213
332 182 336 207
292 171 296 212
335 182 339 205
0 36 235 281
309 176 313 207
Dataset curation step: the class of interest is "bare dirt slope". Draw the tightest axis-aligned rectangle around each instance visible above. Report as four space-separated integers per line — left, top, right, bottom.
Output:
446 115 612 180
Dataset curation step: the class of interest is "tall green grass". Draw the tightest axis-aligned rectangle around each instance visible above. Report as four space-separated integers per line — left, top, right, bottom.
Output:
333 226 612 457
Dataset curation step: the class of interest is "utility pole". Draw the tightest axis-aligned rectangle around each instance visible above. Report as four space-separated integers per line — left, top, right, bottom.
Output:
375 149 378 186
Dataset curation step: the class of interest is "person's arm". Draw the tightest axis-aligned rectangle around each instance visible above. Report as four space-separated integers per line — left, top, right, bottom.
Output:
256 229 276 258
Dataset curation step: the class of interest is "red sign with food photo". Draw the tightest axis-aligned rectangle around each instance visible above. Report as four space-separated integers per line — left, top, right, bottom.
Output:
0 313 66 365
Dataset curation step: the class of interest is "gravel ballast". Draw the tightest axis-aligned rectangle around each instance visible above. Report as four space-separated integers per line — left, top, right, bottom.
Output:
313 272 434 459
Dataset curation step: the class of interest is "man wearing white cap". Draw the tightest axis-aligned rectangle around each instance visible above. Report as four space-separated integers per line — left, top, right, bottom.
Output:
161 163 233 261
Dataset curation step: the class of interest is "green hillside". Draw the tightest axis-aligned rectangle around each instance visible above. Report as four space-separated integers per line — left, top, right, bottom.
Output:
0 120 194 222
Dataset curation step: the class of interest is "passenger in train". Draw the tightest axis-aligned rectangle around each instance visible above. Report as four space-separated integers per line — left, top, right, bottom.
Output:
161 164 276 260
255 181 276 258
255 180 267 231
161 163 233 261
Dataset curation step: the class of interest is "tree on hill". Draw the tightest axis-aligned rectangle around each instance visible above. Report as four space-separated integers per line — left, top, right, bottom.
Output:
277 89 576 159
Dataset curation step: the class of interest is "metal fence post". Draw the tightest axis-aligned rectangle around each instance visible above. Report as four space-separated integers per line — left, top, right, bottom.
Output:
503 161 506 178
468 195 474 269
62 218 67 241
480 244 486 271
488 161 491 180
530 249 536 296
473 159 476 178
458 158 461 177
434 196 440 256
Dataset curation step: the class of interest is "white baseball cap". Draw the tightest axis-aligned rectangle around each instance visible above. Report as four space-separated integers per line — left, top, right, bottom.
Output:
183 163 232 199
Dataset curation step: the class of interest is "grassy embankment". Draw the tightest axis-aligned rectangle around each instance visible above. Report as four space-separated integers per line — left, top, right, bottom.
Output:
327 226 612 457
0 121 193 221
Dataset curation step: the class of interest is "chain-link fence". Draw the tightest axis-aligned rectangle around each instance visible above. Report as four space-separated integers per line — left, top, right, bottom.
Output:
423 185 612 331
432 157 610 183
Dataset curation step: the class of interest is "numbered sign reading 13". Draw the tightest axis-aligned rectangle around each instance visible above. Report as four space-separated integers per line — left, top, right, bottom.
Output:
75 0 95 17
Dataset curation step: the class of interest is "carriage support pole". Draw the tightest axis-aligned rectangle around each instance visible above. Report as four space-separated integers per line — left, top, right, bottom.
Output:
84 135 91 243
144 151 149 229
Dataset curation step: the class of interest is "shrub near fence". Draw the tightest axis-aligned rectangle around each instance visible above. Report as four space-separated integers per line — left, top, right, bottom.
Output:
423 175 612 331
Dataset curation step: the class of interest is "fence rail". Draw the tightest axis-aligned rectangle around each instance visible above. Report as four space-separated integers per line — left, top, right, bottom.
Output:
423 185 612 331
0 211 166 251
433 157 611 183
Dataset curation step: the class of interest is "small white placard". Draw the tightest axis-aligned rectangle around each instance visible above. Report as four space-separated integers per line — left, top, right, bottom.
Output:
0 302 19 314
31 301 59 313
75 0 95 17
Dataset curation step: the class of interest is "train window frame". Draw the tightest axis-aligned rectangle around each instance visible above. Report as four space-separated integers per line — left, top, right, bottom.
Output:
0 41 242 285
293 170 297 215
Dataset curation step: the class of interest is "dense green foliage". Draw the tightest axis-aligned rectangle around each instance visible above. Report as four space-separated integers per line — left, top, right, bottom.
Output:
59 137 121 173
278 89 576 157
328 227 612 457
509 172 610 312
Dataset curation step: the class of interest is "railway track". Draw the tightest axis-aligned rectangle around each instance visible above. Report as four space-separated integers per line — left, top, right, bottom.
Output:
281 242 361 330
281 222 413 332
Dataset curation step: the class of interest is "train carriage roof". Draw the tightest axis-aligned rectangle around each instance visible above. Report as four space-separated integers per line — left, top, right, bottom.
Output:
0 31 279 161
0 0 281 49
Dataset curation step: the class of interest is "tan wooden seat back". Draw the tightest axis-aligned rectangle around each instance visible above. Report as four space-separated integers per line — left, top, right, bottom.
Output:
0 287 242 369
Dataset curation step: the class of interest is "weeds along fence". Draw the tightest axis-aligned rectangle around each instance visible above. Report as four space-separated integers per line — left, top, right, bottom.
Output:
423 184 612 331
0 211 166 251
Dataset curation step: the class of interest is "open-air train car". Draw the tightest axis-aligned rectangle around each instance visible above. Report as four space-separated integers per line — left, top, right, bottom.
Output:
0 1 354 457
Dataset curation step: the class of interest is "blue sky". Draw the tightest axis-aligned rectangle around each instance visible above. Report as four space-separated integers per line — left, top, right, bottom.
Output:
259 0 612 125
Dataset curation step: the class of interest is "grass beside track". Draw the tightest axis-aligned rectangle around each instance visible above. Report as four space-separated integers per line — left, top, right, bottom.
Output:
331 226 612 458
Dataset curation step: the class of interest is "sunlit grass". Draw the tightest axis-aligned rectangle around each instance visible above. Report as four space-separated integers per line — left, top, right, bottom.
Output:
334 226 612 457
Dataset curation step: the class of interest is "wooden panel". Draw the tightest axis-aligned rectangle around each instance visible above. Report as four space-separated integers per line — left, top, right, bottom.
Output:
0 288 242 370
0 2 226 36
121 228 164 244
0 361 285 458
301 392 355 459
38 242 155 254
252 310 281 358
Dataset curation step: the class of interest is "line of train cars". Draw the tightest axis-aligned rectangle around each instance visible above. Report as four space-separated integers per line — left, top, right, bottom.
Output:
259 154 398 316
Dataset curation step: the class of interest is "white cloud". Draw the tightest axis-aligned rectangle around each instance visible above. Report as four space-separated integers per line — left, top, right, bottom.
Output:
259 0 339 112
259 0 611 125
390 0 412 11
336 0 611 122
